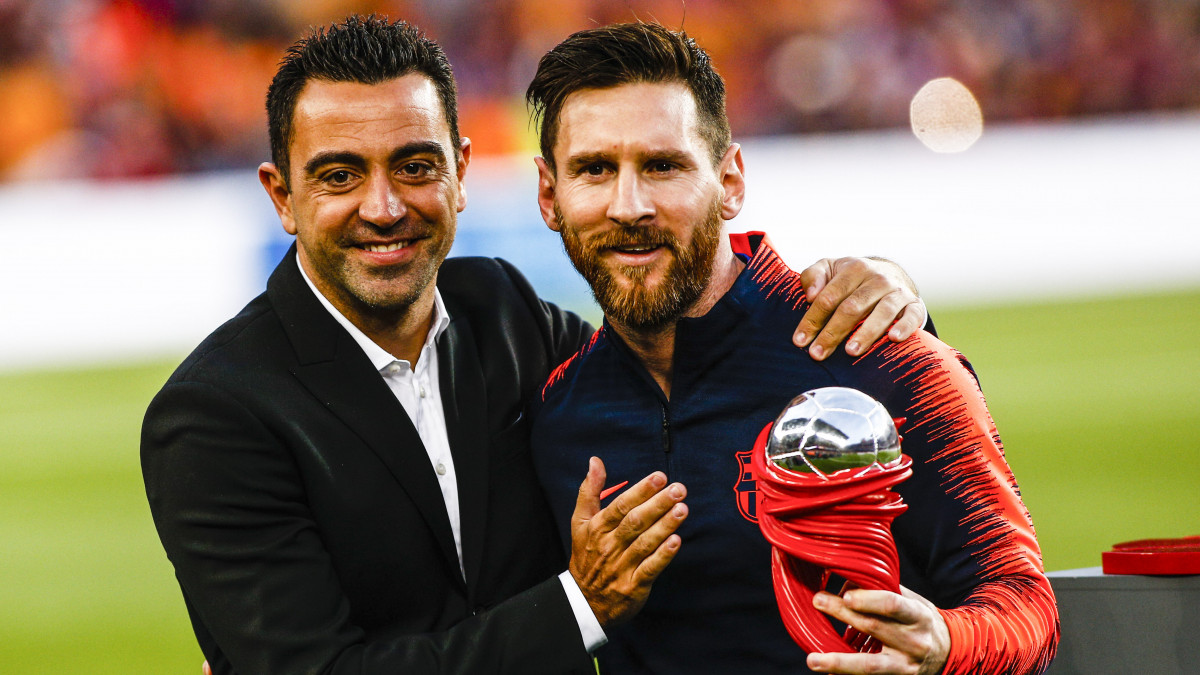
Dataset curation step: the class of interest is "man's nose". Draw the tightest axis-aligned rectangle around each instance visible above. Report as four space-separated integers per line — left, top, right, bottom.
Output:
606 170 654 226
359 172 405 227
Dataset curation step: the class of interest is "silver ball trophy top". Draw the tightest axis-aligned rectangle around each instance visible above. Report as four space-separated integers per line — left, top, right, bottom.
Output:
766 387 901 478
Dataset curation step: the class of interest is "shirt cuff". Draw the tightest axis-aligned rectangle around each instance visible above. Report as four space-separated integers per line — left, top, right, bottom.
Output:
558 570 607 653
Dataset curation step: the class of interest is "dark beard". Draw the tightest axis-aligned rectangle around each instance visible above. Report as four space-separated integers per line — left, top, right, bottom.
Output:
557 198 723 331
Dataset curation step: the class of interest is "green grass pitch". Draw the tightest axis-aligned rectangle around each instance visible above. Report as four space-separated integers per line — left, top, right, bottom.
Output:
1 287 1196 672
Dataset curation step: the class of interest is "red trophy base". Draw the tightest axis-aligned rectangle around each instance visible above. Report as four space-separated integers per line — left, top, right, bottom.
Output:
1102 536 1200 575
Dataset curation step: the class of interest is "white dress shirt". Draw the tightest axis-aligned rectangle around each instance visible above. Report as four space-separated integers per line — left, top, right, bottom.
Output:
296 259 605 651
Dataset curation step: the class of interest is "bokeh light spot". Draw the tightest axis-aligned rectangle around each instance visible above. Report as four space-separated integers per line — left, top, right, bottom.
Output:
770 34 855 115
910 77 984 153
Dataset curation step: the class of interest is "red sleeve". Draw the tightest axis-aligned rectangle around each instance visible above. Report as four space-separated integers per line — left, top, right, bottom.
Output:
876 334 1060 673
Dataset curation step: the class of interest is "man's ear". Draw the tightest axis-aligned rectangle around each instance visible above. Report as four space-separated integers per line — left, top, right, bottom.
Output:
455 136 472 213
535 156 561 232
717 143 746 221
258 162 297 235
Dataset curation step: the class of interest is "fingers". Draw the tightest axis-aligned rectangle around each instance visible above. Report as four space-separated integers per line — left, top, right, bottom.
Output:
807 649 912 675
794 258 836 348
889 299 927 341
607 481 685 544
798 258 835 305
799 258 877 358
570 465 683 556
796 257 924 360
808 589 914 674
593 471 674 534
572 456 607 526
809 589 949 675
821 589 924 625
808 292 872 360
629 504 687 584
842 289 922 355
568 468 688 626
815 590 912 647
813 591 881 644
202 661 212 675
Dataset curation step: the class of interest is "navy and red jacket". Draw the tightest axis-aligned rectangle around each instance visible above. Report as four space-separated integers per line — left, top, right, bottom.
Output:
531 233 1058 674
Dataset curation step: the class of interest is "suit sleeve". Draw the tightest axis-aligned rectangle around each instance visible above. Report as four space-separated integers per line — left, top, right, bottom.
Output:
864 333 1058 675
142 380 592 675
495 258 595 363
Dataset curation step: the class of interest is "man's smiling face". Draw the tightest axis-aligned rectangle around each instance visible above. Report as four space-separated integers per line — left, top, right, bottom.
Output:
264 74 468 326
538 81 734 330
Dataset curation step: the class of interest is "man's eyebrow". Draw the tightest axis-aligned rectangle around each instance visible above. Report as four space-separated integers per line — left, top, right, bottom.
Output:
389 141 449 166
302 142 450 177
563 152 610 173
303 151 365 176
644 149 693 165
564 148 695 174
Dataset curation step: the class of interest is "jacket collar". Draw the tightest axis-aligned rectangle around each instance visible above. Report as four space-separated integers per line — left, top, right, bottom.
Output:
265 246 468 590
435 311 490 599
600 233 791 400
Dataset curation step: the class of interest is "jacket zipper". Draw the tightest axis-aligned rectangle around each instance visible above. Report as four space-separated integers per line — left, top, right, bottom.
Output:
661 404 673 476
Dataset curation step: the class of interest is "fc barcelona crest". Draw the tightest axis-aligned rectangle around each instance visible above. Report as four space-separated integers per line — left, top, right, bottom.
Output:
733 450 759 522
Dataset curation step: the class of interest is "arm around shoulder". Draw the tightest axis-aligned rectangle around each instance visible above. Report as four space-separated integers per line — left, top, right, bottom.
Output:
495 257 595 360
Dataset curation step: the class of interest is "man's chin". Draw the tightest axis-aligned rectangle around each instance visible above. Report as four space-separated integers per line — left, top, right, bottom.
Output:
344 271 436 312
353 292 426 315
606 264 666 291
597 286 679 329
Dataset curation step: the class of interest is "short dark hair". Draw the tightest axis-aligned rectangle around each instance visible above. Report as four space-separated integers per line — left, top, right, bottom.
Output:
266 15 460 185
526 22 730 171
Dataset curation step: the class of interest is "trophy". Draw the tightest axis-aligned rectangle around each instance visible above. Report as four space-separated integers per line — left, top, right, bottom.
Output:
750 386 913 654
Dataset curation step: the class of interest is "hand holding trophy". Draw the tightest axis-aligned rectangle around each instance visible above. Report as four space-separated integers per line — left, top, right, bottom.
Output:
750 387 913 655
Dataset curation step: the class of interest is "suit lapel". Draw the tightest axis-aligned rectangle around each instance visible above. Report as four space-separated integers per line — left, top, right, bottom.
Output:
267 250 463 583
437 315 490 600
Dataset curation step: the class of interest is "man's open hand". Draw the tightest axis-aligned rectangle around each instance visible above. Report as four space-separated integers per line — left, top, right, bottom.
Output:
569 457 687 627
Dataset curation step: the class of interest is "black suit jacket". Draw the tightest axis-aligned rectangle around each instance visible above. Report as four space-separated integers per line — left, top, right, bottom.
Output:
142 251 594 674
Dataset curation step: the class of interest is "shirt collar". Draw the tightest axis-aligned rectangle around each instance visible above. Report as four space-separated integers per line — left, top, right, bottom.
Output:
296 253 451 372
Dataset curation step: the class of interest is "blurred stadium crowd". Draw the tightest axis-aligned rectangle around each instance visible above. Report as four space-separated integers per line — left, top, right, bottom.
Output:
1 0 1198 181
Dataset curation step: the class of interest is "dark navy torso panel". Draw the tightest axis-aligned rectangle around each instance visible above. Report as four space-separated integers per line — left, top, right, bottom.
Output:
532 236 1030 673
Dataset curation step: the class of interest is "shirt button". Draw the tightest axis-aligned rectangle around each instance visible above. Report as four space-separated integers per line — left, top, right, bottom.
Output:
436 462 447 476
386 363 401 375
419 385 427 398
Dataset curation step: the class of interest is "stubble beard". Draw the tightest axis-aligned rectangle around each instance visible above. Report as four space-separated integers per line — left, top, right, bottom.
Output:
345 249 440 311
306 218 454 322
557 198 723 332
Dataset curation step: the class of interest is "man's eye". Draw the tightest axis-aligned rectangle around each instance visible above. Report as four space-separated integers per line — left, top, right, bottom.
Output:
325 170 353 185
400 163 430 177
585 164 606 176
651 162 675 173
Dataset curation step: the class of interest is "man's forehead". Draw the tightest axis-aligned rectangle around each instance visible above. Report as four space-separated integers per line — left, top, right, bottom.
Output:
555 81 705 157
290 75 452 150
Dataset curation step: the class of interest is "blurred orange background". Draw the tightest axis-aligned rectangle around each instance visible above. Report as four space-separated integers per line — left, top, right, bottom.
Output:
3 0 1198 181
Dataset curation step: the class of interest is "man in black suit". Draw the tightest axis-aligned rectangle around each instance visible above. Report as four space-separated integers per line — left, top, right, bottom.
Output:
142 16 925 674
